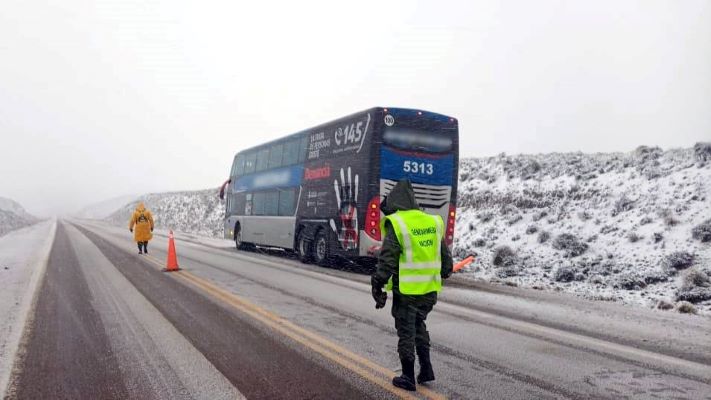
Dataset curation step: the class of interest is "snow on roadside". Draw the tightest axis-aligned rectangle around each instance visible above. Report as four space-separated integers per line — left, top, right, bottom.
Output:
0 197 40 238
0 220 56 397
454 145 711 315
105 189 224 238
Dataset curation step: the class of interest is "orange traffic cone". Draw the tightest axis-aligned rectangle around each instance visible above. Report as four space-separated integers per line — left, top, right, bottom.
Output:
164 230 180 272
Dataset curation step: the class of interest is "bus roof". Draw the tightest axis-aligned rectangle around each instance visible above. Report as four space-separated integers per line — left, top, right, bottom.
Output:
234 107 457 155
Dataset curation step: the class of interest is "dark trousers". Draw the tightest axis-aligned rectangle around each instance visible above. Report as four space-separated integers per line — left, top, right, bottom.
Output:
391 293 436 363
137 242 148 252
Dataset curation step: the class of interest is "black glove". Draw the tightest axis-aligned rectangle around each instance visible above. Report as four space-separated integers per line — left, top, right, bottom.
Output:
371 276 387 309
151 227 153 232
129 228 133 233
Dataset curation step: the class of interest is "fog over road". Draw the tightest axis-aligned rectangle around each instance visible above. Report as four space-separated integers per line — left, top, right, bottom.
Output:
5 221 711 400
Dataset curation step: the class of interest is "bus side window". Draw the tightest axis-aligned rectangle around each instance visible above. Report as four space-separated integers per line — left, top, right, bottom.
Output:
282 140 299 166
269 144 283 169
234 154 245 176
256 148 270 172
278 189 296 216
298 136 309 163
244 153 256 174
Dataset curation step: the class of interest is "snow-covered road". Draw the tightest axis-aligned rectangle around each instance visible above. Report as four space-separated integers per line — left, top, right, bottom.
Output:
0 220 55 398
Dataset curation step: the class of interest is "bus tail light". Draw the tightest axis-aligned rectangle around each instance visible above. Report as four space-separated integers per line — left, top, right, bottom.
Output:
365 196 381 241
446 204 456 246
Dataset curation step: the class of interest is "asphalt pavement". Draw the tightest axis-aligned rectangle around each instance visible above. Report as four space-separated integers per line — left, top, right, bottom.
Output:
5 220 711 400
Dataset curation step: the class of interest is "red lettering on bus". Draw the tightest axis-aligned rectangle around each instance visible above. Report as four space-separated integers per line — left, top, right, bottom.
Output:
304 165 331 180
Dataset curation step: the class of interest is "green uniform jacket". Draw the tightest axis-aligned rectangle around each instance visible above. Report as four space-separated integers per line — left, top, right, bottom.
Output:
372 180 453 303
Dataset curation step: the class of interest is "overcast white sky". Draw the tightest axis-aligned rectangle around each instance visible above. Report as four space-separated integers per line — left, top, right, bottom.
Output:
1 0 710 216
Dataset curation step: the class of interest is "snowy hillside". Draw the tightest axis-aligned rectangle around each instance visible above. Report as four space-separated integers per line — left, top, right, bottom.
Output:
106 189 225 238
0 197 40 237
454 143 711 314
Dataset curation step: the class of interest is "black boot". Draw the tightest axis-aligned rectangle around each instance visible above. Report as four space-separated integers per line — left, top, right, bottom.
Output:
417 347 435 384
143 242 148 254
392 358 416 391
138 243 143 254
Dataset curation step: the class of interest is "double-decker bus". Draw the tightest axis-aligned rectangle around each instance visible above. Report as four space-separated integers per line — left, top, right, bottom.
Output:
221 107 459 266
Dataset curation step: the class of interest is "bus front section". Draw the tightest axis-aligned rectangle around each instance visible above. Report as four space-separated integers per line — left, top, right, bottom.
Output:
362 108 459 256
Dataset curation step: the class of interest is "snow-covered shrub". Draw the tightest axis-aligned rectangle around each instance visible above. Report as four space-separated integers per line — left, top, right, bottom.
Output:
492 246 517 267
554 265 577 282
643 167 662 180
663 251 695 272
675 269 711 303
532 210 548 222
500 204 517 216
473 238 486 247
496 265 520 278
694 142 711 163
684 269 710 288
640 216 653 225
600 225 618 234
578 210 592 221
691 219 711 242
658 208 679 227
676 301 697 314
525 225 538 235
635 145 662 161
507 214 522 225
627 231 642 243
614 273 646 290
641 268 669 285
477 212 493 223
552 233 588 257
656 300 674 310
652 232 663 243
537 231 550 244
612 195 635 216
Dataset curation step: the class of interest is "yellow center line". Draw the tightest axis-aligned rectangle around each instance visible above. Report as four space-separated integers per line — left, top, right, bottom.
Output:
142 254 446 400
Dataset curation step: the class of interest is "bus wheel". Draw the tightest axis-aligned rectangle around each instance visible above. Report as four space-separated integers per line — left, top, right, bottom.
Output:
235 226 250 250
313 230 330 266
297 232 312 263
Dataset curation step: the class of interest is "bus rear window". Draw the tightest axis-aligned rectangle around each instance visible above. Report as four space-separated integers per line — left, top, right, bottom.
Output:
383 128 453 153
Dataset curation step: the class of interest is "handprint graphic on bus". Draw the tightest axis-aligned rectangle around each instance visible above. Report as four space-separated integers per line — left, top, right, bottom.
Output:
330 166 359 250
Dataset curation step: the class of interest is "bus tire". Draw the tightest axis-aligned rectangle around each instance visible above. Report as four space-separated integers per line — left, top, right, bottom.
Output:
297 231 312 263
313 229 330 266
234 224 251 251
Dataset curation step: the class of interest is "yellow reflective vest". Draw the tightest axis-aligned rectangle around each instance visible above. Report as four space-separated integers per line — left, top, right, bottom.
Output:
383 209 444 295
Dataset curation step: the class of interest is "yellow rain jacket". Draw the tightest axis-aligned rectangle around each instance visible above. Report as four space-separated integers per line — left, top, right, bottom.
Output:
129 202 154 242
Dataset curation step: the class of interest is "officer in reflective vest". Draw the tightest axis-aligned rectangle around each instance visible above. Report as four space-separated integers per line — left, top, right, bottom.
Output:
371 179 453 392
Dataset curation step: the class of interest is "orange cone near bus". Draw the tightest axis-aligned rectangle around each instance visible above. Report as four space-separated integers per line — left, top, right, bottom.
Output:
164 230 180 272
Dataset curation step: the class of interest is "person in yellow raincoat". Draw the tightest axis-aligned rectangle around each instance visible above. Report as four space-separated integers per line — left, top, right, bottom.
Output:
129 202 154 254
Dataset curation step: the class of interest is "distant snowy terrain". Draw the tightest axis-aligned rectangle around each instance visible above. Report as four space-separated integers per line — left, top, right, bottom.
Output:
106 189 225 238
96 144 711 314
0 197 40 237
454 143 711 314
74 194 138 219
